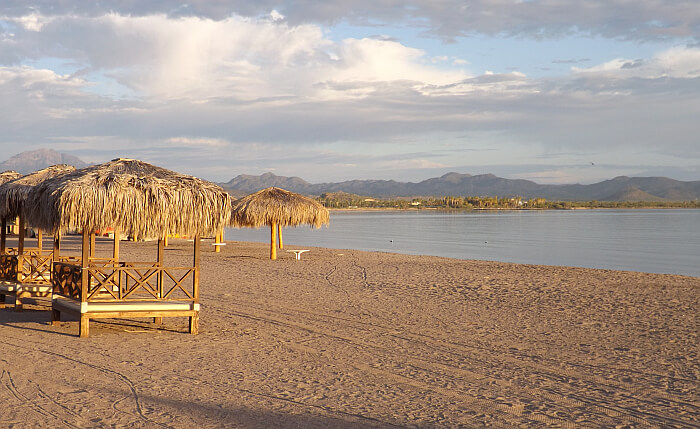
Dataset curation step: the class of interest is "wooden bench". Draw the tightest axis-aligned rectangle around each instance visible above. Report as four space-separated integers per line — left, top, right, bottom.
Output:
51 296 199 338
0 281 52 310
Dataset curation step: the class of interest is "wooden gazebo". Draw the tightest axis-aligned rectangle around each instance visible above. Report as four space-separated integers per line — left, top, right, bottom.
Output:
230 187 329 260
24 158 232 337
0 165 76 309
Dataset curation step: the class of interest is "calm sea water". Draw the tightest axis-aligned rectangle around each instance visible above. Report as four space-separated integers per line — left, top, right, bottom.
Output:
225 209 700 277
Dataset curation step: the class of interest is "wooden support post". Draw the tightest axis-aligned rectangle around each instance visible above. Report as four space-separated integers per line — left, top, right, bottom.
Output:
154 237 165 324
112 226 120 262
215 231 222 253
81 231 90 304
164 235 168 247
1 217 6 254
270 223 277 260
189 312 199 334
278 225 284 249
90 232 96 258
191 234 200 334
193 234 200 301
79 315 90 338
17 215 25 282
52 308 61 325
37 229 43 251
17 216 25 252
52 232 61 284
53 233 61 260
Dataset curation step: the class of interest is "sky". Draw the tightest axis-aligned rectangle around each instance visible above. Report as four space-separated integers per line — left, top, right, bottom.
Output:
1 1 699 184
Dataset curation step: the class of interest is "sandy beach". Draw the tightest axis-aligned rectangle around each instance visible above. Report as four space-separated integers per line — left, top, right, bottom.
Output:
0 237 698 428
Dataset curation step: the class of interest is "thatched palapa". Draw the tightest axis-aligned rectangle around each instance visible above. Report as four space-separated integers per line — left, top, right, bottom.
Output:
25 158 232 240
231 187 329 259
24 158 232 337
0 164 75 220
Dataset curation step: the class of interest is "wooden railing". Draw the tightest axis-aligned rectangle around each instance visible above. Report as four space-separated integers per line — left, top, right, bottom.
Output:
21 249 53 284
0 249 54 283
52 262 197 303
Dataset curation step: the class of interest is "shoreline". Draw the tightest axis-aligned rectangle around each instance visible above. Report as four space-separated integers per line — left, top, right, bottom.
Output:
328 206 700 211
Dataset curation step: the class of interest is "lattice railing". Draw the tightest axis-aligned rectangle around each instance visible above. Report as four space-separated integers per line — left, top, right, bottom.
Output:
52 261 196 303
20 249 54 284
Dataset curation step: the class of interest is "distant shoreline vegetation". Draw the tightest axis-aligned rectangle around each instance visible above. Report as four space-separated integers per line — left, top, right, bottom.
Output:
316 192 700 210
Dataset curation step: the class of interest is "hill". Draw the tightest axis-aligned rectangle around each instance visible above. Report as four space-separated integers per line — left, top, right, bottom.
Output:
0 149 88 174
220 172 700 202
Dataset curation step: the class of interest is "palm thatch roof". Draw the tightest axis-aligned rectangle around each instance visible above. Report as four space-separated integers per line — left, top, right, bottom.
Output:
0 170 22 186
25 158 232 239
0 164 76 219
230 187 329 228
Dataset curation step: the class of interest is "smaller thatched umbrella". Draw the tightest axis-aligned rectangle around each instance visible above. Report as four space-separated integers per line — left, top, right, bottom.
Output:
230 187 329 260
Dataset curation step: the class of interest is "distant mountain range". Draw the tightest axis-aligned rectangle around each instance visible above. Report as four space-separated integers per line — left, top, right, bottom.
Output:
0 149 88 174
2 149 698 201
220 172 700 202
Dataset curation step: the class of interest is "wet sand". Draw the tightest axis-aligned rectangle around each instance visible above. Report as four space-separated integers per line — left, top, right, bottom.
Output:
0 237 698 428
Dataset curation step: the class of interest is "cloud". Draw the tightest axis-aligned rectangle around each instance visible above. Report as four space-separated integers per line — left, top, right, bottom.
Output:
552 58 591 64
1 1 698 42
1 13 469 102
572 46 700 78
0 11 699 183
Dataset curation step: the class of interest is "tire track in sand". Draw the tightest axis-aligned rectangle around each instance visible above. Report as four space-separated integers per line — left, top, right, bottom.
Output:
214 300 698 428
0 339 173 429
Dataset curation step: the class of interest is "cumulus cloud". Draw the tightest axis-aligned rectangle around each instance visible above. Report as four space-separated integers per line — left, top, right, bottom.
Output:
1 13 469 101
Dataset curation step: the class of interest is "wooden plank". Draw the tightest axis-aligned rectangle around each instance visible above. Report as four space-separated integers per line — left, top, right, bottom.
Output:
64 310 197 319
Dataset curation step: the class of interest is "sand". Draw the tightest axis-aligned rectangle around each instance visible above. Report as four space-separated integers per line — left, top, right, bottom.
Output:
0 237 698 428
